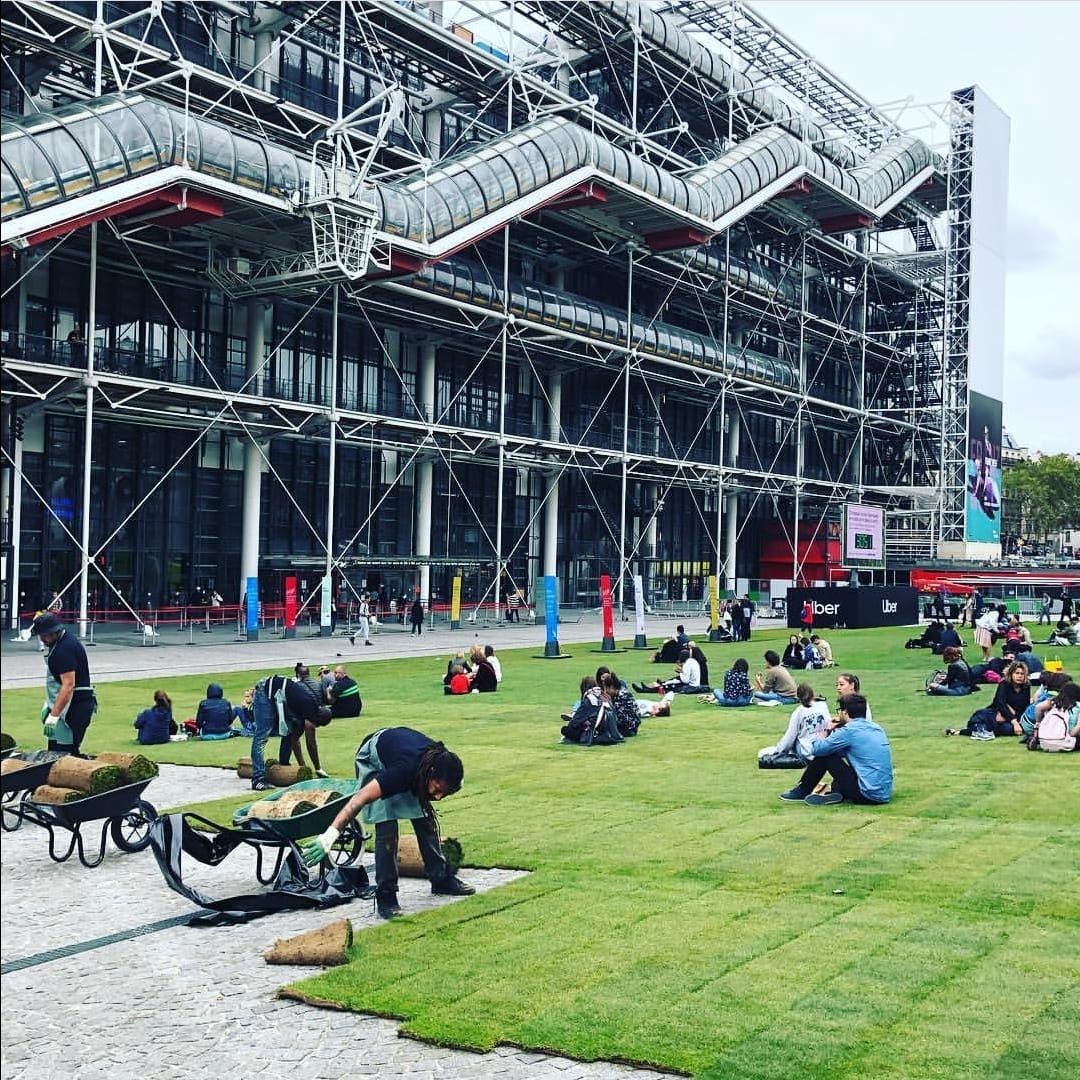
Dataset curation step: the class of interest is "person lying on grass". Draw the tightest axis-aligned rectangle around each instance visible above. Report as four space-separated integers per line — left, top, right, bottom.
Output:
778 693 893 806
301 727 474 919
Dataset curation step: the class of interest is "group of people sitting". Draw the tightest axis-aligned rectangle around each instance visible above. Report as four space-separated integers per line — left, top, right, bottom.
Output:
635 641 710 696
780 633 834 670
761 672 893 807
133 663 364 791
905 619 965 653
134 682 252 745
443 644 501 694
944 663 1079 751
560 666 676 746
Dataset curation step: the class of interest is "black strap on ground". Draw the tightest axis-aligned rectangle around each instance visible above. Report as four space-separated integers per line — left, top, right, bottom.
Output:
1 913 195 974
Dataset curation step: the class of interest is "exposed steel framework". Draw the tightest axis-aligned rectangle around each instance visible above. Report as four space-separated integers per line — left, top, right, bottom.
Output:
0 0 976 629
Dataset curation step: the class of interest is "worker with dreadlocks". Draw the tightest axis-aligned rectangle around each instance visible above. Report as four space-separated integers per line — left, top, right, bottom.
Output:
301 726 473 918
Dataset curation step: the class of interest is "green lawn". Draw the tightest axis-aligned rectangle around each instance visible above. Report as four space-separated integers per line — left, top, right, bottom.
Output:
4 627 1077 1078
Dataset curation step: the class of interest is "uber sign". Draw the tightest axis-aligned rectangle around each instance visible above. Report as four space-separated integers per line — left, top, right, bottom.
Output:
786 587 918 629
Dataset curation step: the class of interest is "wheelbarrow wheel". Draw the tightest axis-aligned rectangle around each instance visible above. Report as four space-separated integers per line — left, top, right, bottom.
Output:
328 821 365 867
111 800 158 852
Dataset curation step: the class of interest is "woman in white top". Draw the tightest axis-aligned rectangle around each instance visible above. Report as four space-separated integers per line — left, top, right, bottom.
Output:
759 683 830 765
974 605 1006 661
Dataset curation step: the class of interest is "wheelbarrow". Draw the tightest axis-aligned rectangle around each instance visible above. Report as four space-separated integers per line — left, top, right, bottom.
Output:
1 751 67 833
229 778 367 884
14 777 158 867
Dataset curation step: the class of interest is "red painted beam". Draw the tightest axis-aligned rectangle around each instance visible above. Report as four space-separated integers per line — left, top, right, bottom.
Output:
11 185 224 251
644 226 713 252
778 178 811 197
543 183 608 211
819 212 872 234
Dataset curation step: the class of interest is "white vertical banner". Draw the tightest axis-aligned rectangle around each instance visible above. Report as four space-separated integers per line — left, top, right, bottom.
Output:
633 574 646 637
320 573 333 630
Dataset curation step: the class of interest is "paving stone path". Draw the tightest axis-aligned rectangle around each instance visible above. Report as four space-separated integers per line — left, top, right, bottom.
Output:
1 765 672 1080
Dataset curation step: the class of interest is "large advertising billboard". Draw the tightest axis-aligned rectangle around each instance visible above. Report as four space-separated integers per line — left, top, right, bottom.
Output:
841 504 885 569
966 391 1002 544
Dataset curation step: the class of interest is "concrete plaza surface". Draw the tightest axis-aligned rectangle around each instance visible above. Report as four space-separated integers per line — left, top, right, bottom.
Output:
1 616 677 1080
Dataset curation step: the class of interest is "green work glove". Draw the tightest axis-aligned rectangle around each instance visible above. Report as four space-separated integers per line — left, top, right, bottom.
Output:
43 716 57 740
300 825 340 867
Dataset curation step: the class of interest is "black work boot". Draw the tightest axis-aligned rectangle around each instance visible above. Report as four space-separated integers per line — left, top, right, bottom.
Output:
431 876 476 897
375 893 403 919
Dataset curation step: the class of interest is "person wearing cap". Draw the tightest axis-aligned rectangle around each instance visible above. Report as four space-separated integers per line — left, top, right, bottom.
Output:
31 612 94 754
301 727 474 918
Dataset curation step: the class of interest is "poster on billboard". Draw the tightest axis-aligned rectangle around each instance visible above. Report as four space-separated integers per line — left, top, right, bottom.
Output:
966 391 1002 544
841 504 885 569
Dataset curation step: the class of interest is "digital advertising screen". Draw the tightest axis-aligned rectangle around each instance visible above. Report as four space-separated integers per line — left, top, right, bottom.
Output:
841 503 885 569
965 391 1003 544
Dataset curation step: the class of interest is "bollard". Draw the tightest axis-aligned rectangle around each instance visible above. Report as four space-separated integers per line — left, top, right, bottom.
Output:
203 610 212 634
187 622 195 646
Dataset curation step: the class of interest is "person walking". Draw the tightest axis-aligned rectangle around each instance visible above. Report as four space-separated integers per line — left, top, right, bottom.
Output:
1037 592 1053 626
409 594 425 636
31 612 95 755
349 592 373 647
301 727 474 918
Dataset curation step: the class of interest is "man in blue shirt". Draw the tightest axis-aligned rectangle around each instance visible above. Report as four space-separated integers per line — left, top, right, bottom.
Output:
778 693 893 806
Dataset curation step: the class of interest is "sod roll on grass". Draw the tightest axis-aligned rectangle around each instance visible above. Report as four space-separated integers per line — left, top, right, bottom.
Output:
397 834 463 876
47 758 124 795
267 764 315 787
237 757 252 780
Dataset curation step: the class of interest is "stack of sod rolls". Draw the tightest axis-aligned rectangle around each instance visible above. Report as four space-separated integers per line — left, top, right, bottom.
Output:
92 752 159 783
240 788 344 821
32 757 125 803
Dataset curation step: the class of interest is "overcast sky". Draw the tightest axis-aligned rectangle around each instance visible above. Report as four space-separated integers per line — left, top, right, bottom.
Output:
754 0 1079 456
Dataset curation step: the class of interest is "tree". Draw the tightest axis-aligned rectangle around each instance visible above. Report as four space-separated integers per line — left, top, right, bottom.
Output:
1003 455 1080 543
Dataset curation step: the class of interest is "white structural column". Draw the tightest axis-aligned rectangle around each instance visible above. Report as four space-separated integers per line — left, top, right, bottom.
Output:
725 411 740 595
415 342 436 604
77 222 98 637
240 300 266 632
543 371 562 581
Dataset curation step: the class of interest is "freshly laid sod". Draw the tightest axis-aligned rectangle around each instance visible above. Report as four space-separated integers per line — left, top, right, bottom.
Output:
3 626 1077 1078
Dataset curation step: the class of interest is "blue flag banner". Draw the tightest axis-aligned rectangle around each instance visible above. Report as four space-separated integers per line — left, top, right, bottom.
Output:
246 577 259 633
544 575 559 644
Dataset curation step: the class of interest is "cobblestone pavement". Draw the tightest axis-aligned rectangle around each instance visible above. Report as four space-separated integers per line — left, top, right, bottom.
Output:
1 772 674 1076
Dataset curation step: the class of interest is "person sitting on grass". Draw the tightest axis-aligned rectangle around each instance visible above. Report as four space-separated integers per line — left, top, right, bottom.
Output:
934 621 965 655
810 634 835 667
328 665 363 718
752 651 798 706
758 682 830 767
926 646 973 696
230 687 257 736
134 689 176 745
445 662 471 696
781 634 805 670
906 620 943 650
604 670 674 735
801 636 825 670
300 727 474 919
633 648 702 695
1019 670 1071 738
778 693 893 806
443 650 471 689
706 657 754 707
484 644 502 684
467 644 499 692
1030 681 1080 752
944 661 1033 741
195 682 235 738
561 676 623 745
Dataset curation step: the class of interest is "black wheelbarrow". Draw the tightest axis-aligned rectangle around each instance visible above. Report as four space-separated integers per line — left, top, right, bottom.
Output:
14 777 158 867
1 751 67 833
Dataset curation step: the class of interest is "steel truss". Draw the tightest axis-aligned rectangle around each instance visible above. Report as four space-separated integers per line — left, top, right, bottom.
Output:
1 0 968 622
